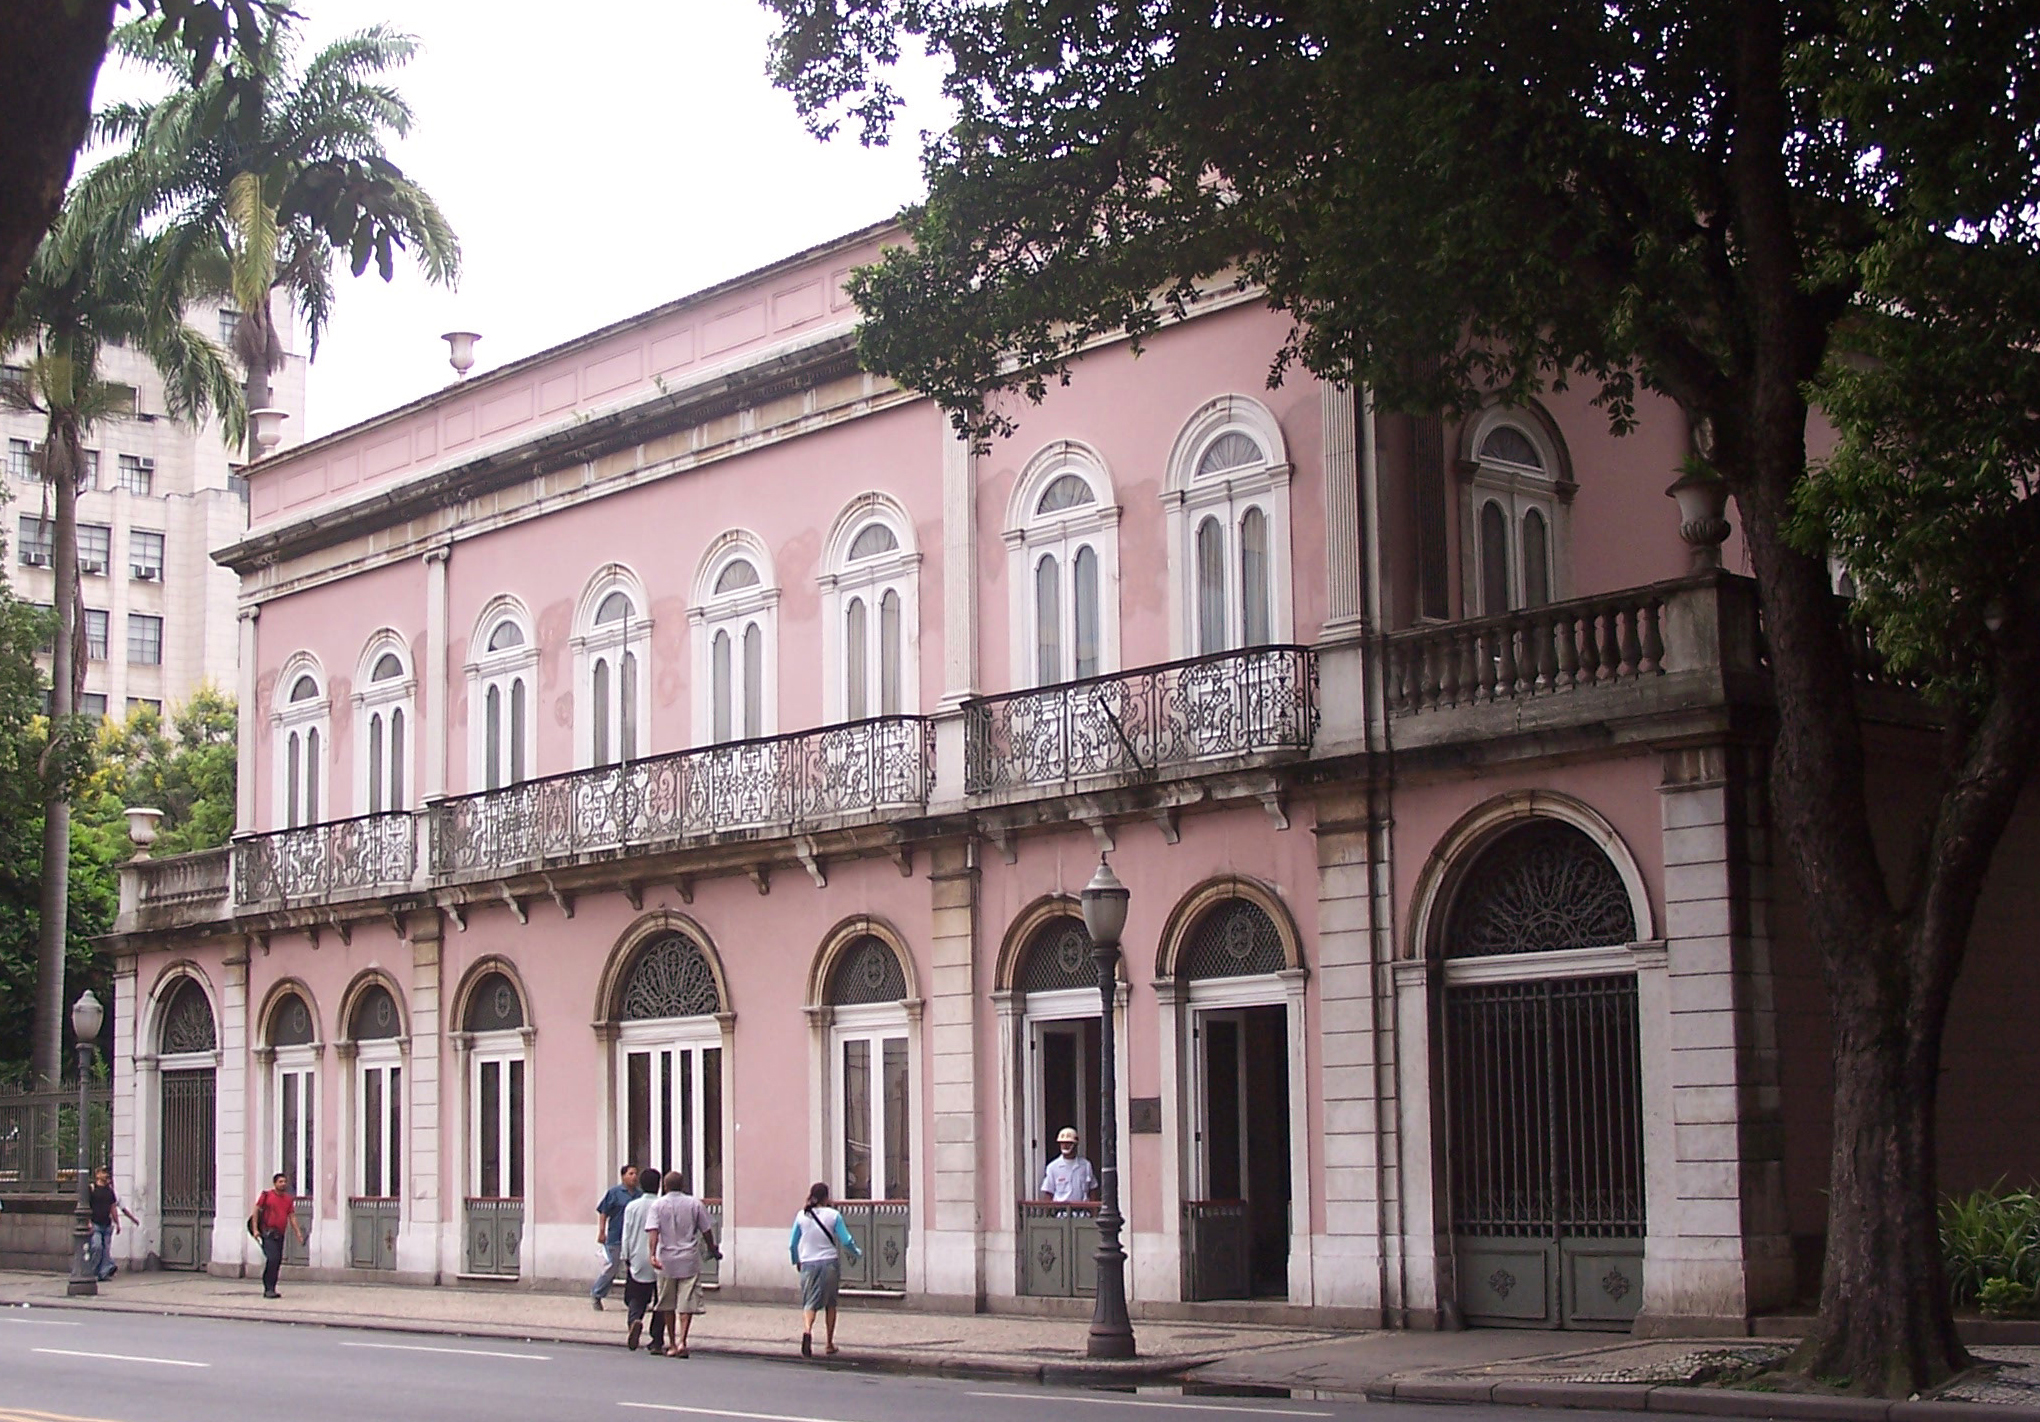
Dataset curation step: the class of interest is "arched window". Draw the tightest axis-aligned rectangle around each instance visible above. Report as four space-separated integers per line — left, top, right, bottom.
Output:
267 991 317 1203
1179 898 1289 981
274 661 328 828
1008 445 1120 688
462 971 527 1267
824 936 912 1204
616 933 726 1205
1165 398 1294 658
693 538 777 745
160 978 217 1055
822 499 920 722
576 573 650 769
470 604 536 791
347 984 404 1230
1464 413 1568 615
1444 820 1637 958
356 640 413 815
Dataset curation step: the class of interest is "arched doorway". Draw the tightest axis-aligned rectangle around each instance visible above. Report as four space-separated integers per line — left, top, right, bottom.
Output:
156 977 217 1270
1441 818 1644 1329
459 969 527 1278
344 981 405 1271
613 928 728 1284
819 933 913 1292
1173 894 1295 1302
1009 910 1108 1299
261 987 318 1267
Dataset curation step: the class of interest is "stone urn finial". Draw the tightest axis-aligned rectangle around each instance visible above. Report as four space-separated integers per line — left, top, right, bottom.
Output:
1667 466 1732 570
248 406 289 458
125 806 163 860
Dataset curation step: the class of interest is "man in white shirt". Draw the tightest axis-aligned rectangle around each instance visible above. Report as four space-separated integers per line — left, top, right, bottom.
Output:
619 1168 662 1353
1040 1126 1098 1203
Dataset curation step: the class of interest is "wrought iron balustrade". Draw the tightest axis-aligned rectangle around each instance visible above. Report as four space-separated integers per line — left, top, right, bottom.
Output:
836 1199 910 1291
233 812 416 906
965 645 1317 794
1384 588 1669 715
430 715 932 877
134 847 230 908
1018 1198 1099 1297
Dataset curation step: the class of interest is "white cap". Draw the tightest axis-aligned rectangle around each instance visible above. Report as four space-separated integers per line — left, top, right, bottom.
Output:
1057 1127 1079 1144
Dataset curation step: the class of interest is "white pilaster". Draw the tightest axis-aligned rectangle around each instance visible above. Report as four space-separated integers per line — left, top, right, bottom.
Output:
235 606 258 830
424 546 450 800
923 841 980 1300
210 948 250 1273
1321 383 1364 638
939 422 977 705
399 919 443 1276
110 957 141 1268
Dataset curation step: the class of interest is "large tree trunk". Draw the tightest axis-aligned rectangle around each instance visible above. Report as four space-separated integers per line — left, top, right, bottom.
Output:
0 0 116 334
31 431 81 1087
1796 939 1967 1392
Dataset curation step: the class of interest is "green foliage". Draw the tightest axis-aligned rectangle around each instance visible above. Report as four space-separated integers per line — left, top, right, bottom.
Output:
1979 1277 2037 1319
76 686 238 856
1941 1185 2040 1311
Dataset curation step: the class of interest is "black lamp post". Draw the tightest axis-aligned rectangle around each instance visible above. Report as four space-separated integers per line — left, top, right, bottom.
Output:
1081 857 1136 1359
65 989 104 1298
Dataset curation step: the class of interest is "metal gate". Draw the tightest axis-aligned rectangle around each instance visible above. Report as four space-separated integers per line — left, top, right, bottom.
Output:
1446 974 1644 1329
159 1069 216 1271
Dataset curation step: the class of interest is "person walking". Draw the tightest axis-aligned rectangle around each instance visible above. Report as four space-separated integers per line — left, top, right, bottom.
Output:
86 1166 139 1281
248 1172 307 1299
619 1168 664 1354
789 1181 861 1358
591 1163 640 1310
645 1169 717 1358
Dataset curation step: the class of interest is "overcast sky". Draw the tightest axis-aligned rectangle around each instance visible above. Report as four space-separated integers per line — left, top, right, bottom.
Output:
101 1 944 438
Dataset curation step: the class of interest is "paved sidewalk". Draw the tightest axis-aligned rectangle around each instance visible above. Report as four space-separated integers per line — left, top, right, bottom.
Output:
0 1268 1338 1381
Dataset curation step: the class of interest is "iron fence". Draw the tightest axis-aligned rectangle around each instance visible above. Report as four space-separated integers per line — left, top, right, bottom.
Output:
233 812 415 905
964 645 1317 794
430 716 932 876
0 1083 112 1194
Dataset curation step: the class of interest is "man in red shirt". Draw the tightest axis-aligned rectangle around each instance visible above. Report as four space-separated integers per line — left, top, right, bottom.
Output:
249 1172 307 1299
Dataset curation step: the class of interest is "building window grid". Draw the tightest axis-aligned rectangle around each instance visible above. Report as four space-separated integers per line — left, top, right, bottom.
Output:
78 524 111 575
17 516 52 566
117 454 155 497
130 529 165 579
6 439 32 480
84 608 109 661
127 613 163 666
1467 420 1563 617
693 547 777 746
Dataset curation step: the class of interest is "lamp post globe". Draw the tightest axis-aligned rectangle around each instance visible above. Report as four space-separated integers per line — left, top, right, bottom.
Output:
66 989 104 1297
1081 856 1137 1359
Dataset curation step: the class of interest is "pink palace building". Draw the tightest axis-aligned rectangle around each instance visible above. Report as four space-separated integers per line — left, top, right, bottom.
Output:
107 222 2038 1332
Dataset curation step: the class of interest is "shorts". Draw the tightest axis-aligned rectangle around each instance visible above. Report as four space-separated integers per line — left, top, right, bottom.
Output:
799 1260 841 1313
655 1271 705 1314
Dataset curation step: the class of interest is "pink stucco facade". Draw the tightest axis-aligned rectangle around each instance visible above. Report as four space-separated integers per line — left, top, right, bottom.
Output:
107 223 2037 1331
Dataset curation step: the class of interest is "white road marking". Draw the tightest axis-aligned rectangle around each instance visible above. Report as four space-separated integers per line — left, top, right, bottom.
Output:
0 1317 83 1326
622 1406 865 1422
31 1347 207 1368
339 1340 550 1361
966 1392 1333 1418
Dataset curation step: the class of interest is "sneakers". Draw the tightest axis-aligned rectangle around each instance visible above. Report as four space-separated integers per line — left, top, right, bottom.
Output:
627 1319 642 1351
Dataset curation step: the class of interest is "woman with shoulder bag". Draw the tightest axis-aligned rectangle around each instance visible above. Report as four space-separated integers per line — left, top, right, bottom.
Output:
787 1182 860 1357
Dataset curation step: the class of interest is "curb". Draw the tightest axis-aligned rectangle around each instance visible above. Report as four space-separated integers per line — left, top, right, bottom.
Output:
1 1291 1209 1385
1363 1378 2040 1422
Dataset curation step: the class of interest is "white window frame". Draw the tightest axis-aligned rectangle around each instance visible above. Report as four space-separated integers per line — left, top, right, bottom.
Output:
1004 441 1122 689
828 1003 915 1203
353 1041 403 1201
690 533 778 746
354 635 415 815
273 1048 318 1200
1459 409 1572 616
1162 396 1296 660
572 568 652 769
615 1018 728 1200
467 1031 527 1202
272 656 329 829
820 495 921 722
466 599 538 791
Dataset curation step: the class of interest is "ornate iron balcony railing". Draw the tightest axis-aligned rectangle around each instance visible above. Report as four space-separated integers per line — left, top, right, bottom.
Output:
964 644 1318 795
233 811 416 906
428 714 933 877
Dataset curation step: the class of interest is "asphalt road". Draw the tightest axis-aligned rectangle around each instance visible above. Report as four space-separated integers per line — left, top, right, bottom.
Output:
0 1306 1630 1422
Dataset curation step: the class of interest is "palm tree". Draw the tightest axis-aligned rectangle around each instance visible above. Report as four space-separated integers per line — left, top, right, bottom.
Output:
83 20 460 417
2 217 243 1085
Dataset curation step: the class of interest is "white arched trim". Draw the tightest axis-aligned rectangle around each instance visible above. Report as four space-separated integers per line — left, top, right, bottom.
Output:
572 564 652 768
1457 401 1576 616
144 960 221 1060
1004 440 1122 688
820 493 923 721
690 530 780 744
271 650 329 829
465 595 539 791
353 630 415 816
1161 395 1296 658
1405 790 1656 966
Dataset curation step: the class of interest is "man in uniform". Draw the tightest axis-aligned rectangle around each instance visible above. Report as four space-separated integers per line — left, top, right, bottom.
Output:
1040 1126 1098 1203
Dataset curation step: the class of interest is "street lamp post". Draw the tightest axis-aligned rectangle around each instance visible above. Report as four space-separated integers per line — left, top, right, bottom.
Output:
65 989 104 1298
1081 857 1136 1359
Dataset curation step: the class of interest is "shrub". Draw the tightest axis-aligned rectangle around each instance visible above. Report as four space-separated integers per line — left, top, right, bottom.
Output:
1941 1184 2040 1308
1979 1277 2037 1319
